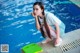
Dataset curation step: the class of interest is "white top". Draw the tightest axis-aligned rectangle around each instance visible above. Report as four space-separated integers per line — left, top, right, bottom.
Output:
44 11 62 26
38 11 62 27
38 11 65 37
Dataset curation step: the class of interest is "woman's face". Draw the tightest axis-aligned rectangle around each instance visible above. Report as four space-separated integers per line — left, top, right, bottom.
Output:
33 5 43 16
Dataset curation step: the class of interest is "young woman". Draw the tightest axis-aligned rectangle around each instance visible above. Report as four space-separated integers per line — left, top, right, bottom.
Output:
32 2 65 46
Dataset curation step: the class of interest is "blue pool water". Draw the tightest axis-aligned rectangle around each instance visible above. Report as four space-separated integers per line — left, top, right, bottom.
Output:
0 0 80 53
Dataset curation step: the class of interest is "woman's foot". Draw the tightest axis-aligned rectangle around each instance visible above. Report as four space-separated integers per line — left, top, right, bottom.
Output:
42 38 52 43
54 38 62 47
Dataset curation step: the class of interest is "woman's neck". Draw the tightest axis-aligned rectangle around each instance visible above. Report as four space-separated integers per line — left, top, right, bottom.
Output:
39 14 44 19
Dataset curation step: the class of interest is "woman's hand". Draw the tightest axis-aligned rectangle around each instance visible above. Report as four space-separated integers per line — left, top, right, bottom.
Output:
32 12 38 18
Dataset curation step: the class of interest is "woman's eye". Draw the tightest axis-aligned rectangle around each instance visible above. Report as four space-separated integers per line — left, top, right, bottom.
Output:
36 9 38 10
33 8 38 11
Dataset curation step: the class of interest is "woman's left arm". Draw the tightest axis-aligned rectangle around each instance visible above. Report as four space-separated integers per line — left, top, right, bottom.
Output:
54 23 60 38
54 23 60 44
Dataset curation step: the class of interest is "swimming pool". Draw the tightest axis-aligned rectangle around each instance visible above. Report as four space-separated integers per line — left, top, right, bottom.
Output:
0 0 80 53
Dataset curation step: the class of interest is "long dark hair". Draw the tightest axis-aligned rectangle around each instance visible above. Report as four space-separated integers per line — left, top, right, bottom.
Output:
33 2 51 39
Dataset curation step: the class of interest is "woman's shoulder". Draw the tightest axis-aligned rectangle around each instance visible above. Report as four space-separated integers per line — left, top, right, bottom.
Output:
45 11 54 16
44 11 51 14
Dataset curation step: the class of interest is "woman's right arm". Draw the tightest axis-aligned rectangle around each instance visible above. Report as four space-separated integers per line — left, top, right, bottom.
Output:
35 17 40 30
31 12 40 30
